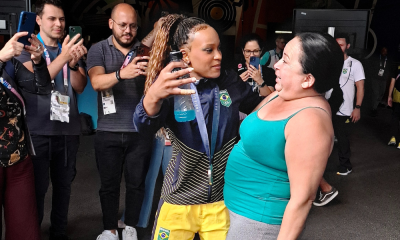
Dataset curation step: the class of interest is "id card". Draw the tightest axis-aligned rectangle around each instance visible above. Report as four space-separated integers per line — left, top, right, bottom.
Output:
378 69 385 76
50 91 70 122
101 89 116 115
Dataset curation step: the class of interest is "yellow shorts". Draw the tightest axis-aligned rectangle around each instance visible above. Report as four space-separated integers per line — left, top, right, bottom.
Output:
152 200 229 240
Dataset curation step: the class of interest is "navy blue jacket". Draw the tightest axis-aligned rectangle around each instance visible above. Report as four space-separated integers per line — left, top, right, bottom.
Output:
134 69 261 205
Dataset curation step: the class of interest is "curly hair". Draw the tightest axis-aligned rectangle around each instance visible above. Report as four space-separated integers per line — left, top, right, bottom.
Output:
144 15 209 94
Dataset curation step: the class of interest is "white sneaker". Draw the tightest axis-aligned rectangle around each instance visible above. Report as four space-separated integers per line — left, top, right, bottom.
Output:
96 230 119 240
122 226 138 240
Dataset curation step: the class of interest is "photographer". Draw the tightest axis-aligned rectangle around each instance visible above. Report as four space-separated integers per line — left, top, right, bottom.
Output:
0 31 51 240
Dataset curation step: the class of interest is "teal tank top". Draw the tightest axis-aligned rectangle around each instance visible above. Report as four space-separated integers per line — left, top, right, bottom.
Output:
224 96 323 225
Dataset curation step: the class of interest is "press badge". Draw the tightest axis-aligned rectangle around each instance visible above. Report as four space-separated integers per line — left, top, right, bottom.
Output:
50 91 70 123
41 45 71 123
101 50 135 115
378 69 384 76
101 89 116 115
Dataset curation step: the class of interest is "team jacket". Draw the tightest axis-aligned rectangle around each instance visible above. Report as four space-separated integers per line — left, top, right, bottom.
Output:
134 69 261 205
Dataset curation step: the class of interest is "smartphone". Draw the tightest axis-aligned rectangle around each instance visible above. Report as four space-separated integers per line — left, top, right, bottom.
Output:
136 45 150 63
17 11 36 46
69 26 82 43
250 56 260 70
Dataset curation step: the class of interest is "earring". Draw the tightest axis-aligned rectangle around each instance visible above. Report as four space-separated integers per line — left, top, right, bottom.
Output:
184 58 190 66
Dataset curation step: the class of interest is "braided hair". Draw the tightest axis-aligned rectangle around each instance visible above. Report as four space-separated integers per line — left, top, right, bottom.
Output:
144 15 209 94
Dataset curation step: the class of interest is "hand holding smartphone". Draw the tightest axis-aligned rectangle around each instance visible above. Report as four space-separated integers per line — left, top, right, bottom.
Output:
68 26 82 43
17 11 36 46
249 56 260 70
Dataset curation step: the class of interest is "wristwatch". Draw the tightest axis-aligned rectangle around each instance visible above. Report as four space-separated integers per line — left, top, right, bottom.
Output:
355 105 361 109
69 63 79 71
260 81 266 87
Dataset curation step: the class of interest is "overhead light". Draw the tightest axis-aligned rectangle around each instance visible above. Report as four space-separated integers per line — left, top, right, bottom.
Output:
275 31 292 34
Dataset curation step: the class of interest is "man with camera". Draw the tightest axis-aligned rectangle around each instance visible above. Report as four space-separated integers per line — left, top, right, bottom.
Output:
16 0 87 239
87 3 163 240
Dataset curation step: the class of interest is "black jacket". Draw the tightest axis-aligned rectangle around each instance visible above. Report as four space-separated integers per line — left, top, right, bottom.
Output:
0 57 51 160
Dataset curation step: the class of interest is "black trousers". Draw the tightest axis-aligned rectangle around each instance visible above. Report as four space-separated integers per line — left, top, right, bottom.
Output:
94 131 153 230
390 102 400 139
333 115 353 170
30 135 80 235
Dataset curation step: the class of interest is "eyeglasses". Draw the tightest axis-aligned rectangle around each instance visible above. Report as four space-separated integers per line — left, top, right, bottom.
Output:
243 49 262 56
111 18 138 31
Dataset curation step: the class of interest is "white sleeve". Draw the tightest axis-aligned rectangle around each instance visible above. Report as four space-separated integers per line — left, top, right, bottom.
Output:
324 88 333 100
353 61 365 82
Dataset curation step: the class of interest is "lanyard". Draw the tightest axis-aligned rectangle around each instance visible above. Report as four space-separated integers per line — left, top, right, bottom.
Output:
121 50 134 69
37 33 68 94
380 55 387 68
0 77 26 115
273 48 280 61
190 83 220 186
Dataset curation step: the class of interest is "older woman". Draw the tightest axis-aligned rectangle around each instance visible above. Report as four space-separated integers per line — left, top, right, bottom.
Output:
0 32 50 240
224 32 344 240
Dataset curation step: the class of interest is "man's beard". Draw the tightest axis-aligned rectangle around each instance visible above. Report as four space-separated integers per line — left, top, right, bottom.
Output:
113 31 135 48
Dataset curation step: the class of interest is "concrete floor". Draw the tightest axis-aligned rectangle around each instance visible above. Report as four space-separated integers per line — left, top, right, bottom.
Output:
26 105 398 240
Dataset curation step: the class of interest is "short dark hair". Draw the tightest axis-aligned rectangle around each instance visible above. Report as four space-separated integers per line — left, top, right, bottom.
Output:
239 33 264 51
35 0 63 17
297 32 344 94
276 34 285 41
334 32 350 45
297 32 344 114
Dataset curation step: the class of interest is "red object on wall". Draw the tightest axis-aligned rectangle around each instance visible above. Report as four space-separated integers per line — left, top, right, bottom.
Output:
264 0 295 22
236 0 295 42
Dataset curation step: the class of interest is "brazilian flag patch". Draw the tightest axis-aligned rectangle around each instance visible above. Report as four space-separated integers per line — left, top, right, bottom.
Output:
158 227 170 240
219 89 232 107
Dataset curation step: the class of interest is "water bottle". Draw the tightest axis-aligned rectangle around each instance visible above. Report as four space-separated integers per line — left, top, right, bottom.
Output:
169 50 196 122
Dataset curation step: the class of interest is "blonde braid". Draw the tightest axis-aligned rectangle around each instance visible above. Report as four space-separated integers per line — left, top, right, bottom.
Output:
144 14 184 95
144 16 210 139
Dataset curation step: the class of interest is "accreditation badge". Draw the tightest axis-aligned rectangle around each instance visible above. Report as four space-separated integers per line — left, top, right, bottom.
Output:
219 89 232 107
50 91 70 123
378 69 384 76
101 89 117 115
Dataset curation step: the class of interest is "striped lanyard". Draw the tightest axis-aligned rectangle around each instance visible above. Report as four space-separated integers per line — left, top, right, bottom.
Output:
0 77 26 115
121 50 134 69
190 83 220 186
37 33 68 94
380 55 387 68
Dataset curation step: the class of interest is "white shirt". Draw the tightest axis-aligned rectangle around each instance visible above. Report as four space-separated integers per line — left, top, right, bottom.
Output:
337 56 365 116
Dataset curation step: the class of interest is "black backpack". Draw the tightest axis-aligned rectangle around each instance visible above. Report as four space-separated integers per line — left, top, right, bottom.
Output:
79 112 95 135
